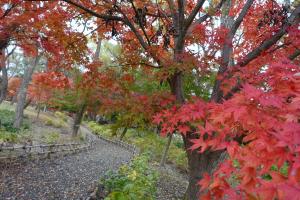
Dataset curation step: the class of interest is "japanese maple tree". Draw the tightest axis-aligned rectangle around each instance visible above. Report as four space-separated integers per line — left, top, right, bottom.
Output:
4 0 300 199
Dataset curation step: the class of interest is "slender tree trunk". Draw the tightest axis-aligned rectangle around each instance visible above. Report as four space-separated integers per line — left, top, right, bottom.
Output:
94 39 102 61
10 94 16 105
160 133 173 166
119 127 128 140
36 104 41 119
72 104 86 136
13 55 41 129
0 49 8 104
24 98 32 109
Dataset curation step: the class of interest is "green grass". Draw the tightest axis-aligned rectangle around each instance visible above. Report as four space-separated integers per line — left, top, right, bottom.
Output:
87 122 188 171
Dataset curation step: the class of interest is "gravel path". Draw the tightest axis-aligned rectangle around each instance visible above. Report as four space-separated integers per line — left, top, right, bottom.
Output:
0 138 133 200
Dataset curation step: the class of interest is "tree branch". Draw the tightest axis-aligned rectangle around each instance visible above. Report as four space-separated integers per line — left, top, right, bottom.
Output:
195 0 226 24
184 0 206 32
238 4 300 67
221 0 254 69
129 0 151 45
224 4 300 100
0 3 18 19
61 0 124 22
229 0 254 37
289 48 300 60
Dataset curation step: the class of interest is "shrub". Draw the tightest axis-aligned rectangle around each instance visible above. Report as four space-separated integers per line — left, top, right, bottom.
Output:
87 121 113 138
0 128 32 144
43 132 60 144
0 129 18 143
101 153 158 200
45 118 64 128
0 109 17 132
131 133 188 171
0 109 30 132
54 111 68 122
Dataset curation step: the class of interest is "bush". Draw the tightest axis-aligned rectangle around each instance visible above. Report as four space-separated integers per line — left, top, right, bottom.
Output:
0 109 17 132
87 121 113 138
0 109 30 132
0 129 18 143
0 128 32 144
42 132 60 144
54 111 68 122
101 153 158 200
45 118 64 128
131 133 188 171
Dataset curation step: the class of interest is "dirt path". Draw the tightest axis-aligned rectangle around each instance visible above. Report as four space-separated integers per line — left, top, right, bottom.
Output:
0 136 133 200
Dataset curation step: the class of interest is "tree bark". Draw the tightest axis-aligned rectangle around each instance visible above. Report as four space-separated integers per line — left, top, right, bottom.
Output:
72 104 86 136
0 49 8 104
13 55 41 129
160 133 173 167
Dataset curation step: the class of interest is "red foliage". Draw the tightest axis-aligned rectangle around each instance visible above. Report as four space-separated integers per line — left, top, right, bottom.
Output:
154 60 300 199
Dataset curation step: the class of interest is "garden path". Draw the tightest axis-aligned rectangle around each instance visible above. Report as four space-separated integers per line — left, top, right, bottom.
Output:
0 130 133 200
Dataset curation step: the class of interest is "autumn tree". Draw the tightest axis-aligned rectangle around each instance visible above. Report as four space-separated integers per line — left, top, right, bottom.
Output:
1 0 89 128
6 0 300 199
41 0 299 199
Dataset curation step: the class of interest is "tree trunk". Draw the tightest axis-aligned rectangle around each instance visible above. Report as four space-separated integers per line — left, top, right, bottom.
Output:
94 39 102 61
36 104 41 119
160 133 173 166
0 49 8 104
24 98 32 109
72 104 86 136
43 105 47 112
169 72 225 199
10 94 16 105
13 55 41 129
119 127 128 140
183 132 225 200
